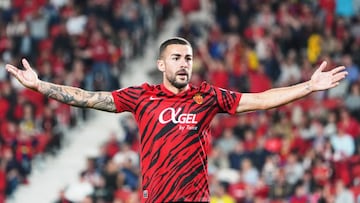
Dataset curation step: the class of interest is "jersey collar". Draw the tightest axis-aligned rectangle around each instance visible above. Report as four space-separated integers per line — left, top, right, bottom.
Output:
159 83 194 97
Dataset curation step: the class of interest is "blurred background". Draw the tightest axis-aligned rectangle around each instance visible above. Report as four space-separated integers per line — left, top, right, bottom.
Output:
0 0 359 202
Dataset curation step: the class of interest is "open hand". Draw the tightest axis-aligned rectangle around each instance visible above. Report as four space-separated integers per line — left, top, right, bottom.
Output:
310 61 348 91
5 58 40 90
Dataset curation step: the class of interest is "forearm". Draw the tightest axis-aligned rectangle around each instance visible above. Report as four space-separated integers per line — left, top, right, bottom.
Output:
37 81 117 112
261 80 313 109
237 80 313 113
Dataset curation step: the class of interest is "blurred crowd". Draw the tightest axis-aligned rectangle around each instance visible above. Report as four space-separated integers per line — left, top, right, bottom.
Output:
200 1 360 202
69 0 359 203
189 0 360 202
1 0 360 203
0 0 175 202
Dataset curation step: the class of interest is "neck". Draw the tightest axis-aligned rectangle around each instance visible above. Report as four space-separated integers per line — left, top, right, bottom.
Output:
163 81 189 94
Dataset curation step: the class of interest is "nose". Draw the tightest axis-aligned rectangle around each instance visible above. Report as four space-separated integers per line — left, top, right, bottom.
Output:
180 58 189 68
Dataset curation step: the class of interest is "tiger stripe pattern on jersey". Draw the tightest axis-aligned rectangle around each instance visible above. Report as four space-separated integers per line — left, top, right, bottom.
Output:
111 82 242 202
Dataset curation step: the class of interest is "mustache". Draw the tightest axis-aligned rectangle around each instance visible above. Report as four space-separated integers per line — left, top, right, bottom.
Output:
176 70 188 75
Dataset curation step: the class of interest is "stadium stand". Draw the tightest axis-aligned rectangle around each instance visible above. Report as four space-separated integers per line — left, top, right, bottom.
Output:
1 0 360 203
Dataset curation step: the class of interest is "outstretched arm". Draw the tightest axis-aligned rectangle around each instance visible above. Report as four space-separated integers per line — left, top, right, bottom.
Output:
236 61 347 113
5 58 117 112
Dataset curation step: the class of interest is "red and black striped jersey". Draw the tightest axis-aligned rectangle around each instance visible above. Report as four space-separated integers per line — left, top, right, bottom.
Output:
111 82 242 203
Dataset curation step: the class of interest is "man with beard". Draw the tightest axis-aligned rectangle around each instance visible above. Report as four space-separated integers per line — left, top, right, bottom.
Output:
5 37 347 202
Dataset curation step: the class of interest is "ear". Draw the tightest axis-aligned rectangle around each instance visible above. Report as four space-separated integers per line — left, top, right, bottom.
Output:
157 59 165 72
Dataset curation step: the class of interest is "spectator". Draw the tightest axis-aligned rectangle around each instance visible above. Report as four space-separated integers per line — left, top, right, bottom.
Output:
342 54 359 84
313 121 330 154
216 128 238 155
334 179 355 203
301 170 317 195
28 9 49 42
337 108 360 138
177 15 201 46
255 3 275 30
240 158 259 187
120 115 139 147
262 155 278 185
78 30 113 91
222 13 242 35
65 6 87 36
243 128 257 152
3 149 20 197
210 181 235 203
345 82 360 120
324 110 338 137
250 136 271 171
228 141 249 170
112 142 139 168
289 183 309 203
331 126 355 161
208 146 230 175
248 64 272 93
277 49 301 86
103 133 120 159
102 160 120 202
120 158 139 191
40 105 63 155
82 157 102 187
297 113 318 140
6 12 27 56
284 153 304 186
321 27 338 56
317 182 335 203
94 145 111 173
269 169 292 200
64 171 94 203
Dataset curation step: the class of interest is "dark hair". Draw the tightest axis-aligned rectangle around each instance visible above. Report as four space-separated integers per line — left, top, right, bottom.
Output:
158 37 192 59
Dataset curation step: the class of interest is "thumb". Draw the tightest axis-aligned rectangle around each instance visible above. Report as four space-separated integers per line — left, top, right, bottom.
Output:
314 61 327 74
21 58 32 70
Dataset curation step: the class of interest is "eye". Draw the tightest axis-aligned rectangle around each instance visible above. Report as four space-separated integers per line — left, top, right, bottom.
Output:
172 57 179 61
186 57 192 62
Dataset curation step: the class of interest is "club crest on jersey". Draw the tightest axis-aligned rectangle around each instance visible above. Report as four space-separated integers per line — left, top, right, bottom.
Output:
193 93 203 104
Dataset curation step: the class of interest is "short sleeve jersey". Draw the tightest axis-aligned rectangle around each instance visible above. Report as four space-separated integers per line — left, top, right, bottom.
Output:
111 82 242 202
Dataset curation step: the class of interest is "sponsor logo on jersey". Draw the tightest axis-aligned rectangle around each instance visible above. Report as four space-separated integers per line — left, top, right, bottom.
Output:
149 96 162 100
159 107 198 124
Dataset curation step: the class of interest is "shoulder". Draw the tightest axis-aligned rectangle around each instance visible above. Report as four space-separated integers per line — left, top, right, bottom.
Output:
195 81 216 95
113 83 156 93
140 83 161 91
196 82 237 95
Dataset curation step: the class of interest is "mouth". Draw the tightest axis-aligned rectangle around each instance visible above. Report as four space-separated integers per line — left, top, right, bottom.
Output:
176 70 188 77
176 74 188 81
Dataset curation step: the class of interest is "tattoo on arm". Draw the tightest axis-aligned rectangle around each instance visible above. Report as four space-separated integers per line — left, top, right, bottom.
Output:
39 81 117 112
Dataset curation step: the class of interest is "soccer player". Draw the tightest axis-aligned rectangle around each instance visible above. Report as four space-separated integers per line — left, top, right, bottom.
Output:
5 37 347 202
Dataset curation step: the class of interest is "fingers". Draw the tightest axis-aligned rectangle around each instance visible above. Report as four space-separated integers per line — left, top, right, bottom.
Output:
22 58 32 70
329 82 339 89
331 65 347 84
315 61 327 73
331 65 347 74
332 71 348 83
5 64 19 77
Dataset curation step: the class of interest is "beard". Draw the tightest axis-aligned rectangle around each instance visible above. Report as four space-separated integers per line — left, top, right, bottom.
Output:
167 70 190 89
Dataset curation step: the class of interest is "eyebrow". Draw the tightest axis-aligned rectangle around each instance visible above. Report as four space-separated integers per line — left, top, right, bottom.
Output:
170 53 193 58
